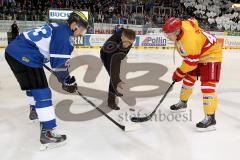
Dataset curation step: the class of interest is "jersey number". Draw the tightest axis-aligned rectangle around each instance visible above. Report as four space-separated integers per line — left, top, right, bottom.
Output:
27 25 52 42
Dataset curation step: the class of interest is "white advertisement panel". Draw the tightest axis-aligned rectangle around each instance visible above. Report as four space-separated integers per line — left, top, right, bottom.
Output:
224 36 240 48
49 10 73 20
139 34 168 46
48 9 89 21
85 34 111 46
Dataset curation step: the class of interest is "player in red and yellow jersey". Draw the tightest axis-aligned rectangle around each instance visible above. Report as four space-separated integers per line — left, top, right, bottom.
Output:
163 17 222 131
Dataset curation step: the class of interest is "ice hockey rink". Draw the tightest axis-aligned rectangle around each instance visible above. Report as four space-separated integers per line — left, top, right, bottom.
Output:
0 48 240 160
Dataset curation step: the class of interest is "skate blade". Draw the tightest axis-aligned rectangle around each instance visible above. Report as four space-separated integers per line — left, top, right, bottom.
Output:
196 125 216 132
40 140 67 151
170 108 187 113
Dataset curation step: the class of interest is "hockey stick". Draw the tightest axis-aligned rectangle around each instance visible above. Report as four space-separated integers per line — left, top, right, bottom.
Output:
131 81 176 123
43 64 140 132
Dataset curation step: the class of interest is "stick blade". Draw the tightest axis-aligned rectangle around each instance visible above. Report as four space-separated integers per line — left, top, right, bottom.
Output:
131 116 151 123
124 123 141 132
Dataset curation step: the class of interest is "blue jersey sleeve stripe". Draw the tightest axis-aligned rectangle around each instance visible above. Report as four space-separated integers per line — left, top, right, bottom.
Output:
50 57 68 65
50 54 71 58
52 68 68 71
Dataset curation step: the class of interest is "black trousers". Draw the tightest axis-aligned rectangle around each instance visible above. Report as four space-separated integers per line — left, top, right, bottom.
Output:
100 52 122 102
5 52 48 90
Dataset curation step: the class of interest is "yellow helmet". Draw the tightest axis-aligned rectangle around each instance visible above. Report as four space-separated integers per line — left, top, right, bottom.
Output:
67 11 89 29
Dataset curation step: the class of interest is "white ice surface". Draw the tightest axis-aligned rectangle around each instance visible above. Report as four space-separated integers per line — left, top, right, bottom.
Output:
0 48 240 160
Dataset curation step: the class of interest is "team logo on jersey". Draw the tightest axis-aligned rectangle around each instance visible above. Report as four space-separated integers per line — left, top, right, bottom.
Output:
177 42 187 56
22 57 30 63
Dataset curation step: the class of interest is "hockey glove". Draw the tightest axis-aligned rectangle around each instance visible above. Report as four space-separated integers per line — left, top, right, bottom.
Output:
62 76 77 93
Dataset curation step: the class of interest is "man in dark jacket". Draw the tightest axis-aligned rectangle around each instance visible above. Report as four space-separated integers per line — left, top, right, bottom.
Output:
100 28 136 110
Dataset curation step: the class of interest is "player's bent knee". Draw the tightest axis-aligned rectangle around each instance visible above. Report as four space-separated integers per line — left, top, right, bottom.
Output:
183 74 196 87
30 88 56 126
31 88 52 100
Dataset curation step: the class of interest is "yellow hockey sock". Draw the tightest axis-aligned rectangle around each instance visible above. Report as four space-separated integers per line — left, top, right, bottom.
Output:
203 93 217 115
180 85 193 102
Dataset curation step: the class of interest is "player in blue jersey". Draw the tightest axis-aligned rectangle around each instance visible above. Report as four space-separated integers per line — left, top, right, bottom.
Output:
5 11 89 150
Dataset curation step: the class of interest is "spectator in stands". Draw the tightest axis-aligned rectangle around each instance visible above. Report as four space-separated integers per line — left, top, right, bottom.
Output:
0 0 239 31
11 20 19 40
113 24 122 34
